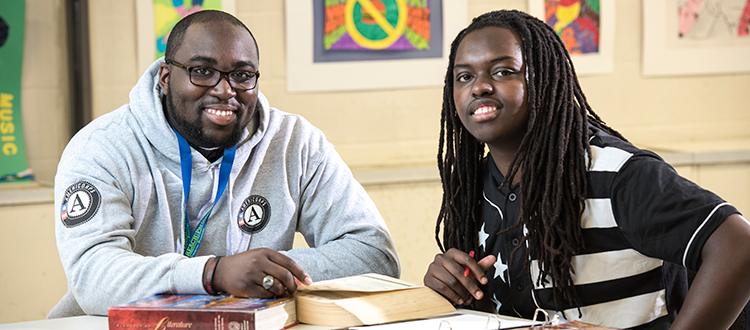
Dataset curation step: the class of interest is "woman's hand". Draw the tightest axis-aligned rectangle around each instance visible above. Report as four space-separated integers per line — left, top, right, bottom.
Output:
423 248 496 305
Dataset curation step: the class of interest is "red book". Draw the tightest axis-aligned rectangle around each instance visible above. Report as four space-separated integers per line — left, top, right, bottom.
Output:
108 294 296 330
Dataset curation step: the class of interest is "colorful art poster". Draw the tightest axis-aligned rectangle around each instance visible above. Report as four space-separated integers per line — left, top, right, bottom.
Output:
643 1 750 76
677 0 750 40
324 0 431 50
544 0 600 54
153 0 224 59
313 0 443 62
0 0 33 183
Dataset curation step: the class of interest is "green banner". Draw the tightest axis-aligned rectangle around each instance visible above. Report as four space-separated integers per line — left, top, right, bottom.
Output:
0 0 33 183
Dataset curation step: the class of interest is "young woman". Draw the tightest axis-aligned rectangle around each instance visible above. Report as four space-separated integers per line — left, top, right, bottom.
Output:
423 10 750 329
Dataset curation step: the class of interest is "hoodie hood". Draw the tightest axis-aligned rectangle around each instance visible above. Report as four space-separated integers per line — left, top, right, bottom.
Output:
127 58 271 164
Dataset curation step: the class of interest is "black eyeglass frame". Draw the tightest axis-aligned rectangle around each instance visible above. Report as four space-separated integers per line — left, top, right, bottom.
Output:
165 59 260 91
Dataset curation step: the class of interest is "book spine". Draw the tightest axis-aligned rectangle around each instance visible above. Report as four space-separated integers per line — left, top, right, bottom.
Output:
108 308 256 330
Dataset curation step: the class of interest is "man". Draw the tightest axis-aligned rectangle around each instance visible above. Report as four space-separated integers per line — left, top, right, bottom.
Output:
49 10 400 317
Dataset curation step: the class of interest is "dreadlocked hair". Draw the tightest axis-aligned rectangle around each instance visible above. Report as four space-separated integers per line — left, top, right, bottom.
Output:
435 9 627 311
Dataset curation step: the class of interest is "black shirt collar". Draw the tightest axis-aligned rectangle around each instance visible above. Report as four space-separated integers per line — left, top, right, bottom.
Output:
485 155 518 196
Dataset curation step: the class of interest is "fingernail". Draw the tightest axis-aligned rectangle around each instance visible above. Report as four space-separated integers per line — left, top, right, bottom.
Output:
475 291 483 299
457 299 464 305
481 277 488 285
304 275 313 285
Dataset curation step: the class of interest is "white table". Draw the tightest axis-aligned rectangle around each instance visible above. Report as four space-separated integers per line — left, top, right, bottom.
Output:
0 310 534 330
0 316 107 330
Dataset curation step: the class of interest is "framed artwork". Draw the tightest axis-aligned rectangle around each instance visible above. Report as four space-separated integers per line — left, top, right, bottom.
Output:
285 0 468 92
136 0 235 74
643 0 750 76
528 0 615 75
314 0 443 62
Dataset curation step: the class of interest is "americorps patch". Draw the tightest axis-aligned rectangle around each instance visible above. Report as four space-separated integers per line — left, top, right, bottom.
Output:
60 181 102 227
237 195 271 234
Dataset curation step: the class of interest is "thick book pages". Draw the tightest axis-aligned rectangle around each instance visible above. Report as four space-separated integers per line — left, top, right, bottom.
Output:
295 273 456 327
108 294 296 330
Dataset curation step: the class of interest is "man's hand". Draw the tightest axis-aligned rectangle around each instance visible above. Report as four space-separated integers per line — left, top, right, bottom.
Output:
423 248 496 306
212 248 313 298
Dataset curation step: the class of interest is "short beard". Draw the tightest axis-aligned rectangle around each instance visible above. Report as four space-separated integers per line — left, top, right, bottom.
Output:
164 87 243 148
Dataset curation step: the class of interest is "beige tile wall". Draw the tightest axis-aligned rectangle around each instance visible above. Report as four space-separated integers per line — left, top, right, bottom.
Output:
87 0 139 123
3 0 750 324
20 0 70 185
357 181 445 285
695 164 750 213
0 203 66 323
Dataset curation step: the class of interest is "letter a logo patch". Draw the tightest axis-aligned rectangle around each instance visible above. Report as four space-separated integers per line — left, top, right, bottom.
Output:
60 181 101 227
237 195 271 234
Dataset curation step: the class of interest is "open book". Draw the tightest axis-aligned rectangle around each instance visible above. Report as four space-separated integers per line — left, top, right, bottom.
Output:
295 273 455 327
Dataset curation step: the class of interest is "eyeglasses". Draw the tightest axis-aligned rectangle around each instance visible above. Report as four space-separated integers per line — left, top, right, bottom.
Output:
165 59 260 91
531 308 562 328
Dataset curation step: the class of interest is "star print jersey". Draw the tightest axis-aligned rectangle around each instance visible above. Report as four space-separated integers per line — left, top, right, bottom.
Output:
477 126 739 329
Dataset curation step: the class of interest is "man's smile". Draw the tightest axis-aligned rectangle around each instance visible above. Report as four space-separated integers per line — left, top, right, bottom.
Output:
203 105 238 126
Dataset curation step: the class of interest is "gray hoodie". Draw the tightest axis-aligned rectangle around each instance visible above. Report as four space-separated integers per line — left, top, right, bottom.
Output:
50 59 400 317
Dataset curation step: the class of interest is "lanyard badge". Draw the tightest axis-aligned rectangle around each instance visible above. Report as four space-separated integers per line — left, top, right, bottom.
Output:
174 131 237 257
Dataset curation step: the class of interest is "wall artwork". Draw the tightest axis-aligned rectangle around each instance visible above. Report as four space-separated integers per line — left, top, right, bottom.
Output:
315 0 441 62
136 0 235 74
286 0 468 92
643 0 750 76
528 0 615 75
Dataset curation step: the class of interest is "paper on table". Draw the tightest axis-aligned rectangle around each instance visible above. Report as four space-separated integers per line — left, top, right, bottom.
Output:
350 313 538 329
298 273 417 292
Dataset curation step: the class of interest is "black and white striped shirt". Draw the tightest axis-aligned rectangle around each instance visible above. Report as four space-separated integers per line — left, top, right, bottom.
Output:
479 127 738 329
